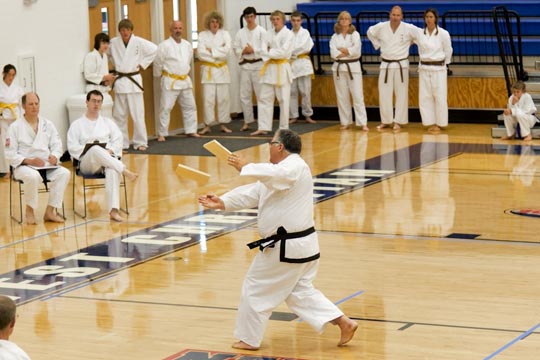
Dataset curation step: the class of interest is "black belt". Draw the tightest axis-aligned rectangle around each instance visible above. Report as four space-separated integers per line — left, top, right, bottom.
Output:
381 57 408 83
335 58 360 80
111 70 144 91
239 58 263 66
85 80 106 86
247 226 316 251
420 60 445 66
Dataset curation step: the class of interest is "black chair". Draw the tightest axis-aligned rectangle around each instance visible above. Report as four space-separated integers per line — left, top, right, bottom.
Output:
9 166 65 223
72 158 128 218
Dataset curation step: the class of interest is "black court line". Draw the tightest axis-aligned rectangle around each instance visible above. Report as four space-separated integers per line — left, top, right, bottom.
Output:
58 295 540 336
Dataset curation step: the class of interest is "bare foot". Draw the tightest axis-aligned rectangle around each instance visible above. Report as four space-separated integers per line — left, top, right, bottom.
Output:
376 123 390 130
43 206 65 223
523 134 533 141
186 133 201 138
157 136 166 142
232 341 259 351
393 123 401 131
501 135 515 140
123 169 139 182
250 130 269 136
361 125 369 132
220 125 232 133
240 123 250 131
333 315 358 346
199 126 211 135
428 125 441 132
289 118 298 124
26 206 37 225
109 209 124 222
340 125 351 130
136 145 148 151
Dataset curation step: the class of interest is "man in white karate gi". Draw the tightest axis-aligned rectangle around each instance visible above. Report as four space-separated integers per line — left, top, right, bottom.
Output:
6 92 70 225
109 19 157 151
233 6 267 132
289 11 316 124
367 6 416 131
0 295 31 360
154 20 200 141
251 10 294 136
198 129 358 350
67 90 138 222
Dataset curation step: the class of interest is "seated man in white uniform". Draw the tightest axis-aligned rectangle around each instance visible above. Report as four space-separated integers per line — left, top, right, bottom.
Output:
67 90 138 222
0 295 31 360
5 92 70 225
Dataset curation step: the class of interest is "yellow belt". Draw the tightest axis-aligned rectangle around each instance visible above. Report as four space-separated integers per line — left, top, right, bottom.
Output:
162 70 188 90
0 102 18 119
201 61 227 81
291 54 315 79
259 59 289 86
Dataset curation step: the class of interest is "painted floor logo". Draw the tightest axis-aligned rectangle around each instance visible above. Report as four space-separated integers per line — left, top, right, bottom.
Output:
163 349 305 360
509 208 540 218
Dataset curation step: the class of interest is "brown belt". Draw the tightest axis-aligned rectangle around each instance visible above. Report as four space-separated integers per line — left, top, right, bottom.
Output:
111 70 143 91
335 58 360 80
239 58 262 66
420 60 445 66
382 57 408 83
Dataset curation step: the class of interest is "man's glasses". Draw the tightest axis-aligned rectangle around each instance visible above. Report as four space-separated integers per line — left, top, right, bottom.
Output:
269 141 281 145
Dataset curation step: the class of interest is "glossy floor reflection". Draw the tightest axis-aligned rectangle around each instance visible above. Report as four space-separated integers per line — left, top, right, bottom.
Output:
1 123 540 360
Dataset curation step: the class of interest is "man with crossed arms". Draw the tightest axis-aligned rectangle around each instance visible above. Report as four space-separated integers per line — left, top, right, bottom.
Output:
154 20 200 140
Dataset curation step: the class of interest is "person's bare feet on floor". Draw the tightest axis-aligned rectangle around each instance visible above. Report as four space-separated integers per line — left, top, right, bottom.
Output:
26 205 37 225
501 134 515 140
43 206 64 223
305 116 316 124
332 315 358 346
157 135 166 142
109 208 124 222
123 169 139 182
376 123 390 130
136 145 148 151
393 123 401 131
220 125 232 133
250 129 269 136
523 134 533 141
240 123 250 131
340 125 351 130
186 133 201 138
232 341 259 351
199 126 211 135
289 118 298 124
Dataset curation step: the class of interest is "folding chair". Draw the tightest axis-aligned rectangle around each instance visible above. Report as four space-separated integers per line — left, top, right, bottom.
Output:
72 158 129 218
9 166 66 224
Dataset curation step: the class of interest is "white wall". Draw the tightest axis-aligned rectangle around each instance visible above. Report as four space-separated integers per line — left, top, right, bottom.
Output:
0 0 89 142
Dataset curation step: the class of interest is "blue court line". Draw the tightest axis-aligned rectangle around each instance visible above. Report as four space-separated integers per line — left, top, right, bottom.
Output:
484 322 540 359
298 290 364 323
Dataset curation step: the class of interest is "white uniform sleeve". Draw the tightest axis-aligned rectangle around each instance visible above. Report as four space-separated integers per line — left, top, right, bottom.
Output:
240 162 298 191
221 182 261 211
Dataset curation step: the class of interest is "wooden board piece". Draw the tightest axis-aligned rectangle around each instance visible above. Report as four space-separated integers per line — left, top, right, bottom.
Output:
203 139 232 162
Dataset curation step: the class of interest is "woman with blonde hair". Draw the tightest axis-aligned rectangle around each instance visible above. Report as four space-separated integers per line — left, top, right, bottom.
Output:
329 11 368 130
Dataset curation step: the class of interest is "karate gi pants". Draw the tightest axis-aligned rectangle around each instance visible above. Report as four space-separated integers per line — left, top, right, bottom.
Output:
202 83 231 126
333 71 368 127
113 93 147 150
257 82 291 132
419 69 448 127
378 67 409 125
158 87 198 136
504 113 538 137
289 75 313 119
13 165 70 210
234 245 343 347
0 118 12 173
239 68 262 125
79 146 125 212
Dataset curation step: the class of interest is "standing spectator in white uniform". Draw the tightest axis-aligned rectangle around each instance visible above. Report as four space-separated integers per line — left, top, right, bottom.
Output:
414 8 453 132
502 81 538 141
0 64 24 177
154 20 200 141
367 6 416 131
109 19 157 151
0 295 31 360
198 129 358 351
197 11 233 135
289 11 316 124
6 93 70 225
330 11 369 131
67 90 139 222
233 7 267 132
84 33 116 95
251 10 294 136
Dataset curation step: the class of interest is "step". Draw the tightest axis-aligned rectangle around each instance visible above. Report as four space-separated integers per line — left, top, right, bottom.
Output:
492 127 540 138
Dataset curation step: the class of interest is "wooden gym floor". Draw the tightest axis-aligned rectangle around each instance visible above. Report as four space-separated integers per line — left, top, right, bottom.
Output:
1 122 539 359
